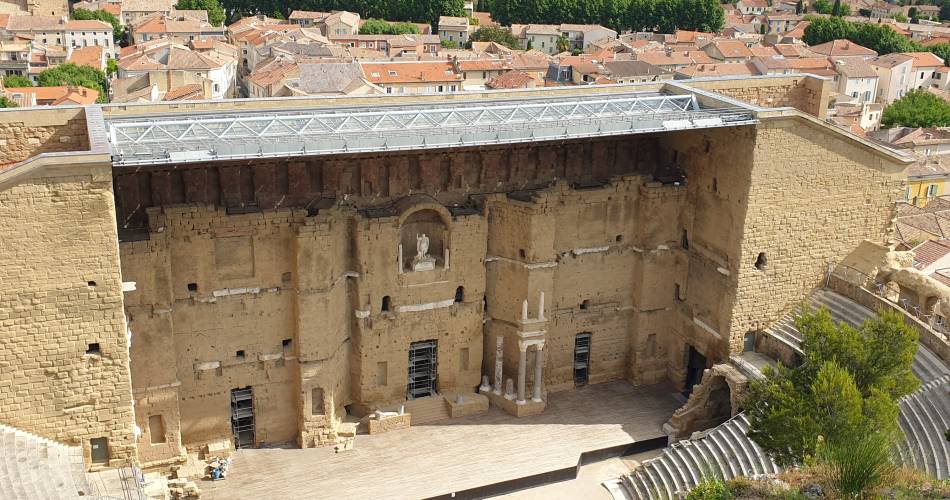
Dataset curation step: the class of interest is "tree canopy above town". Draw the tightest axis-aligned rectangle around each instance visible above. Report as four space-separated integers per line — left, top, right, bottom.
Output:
480 0 724 33
222 0 464 26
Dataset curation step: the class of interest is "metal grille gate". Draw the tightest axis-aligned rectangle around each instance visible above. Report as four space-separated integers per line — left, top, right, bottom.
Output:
407 340 438 400
230 387 255 449
574 333 592 387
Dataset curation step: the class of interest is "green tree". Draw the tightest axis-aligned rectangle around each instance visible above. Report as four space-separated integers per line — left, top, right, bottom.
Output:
359 18 393 34
556 34 570 53
894 12 908 22
941 2 950 21
0 96 17 108
832 0 842 16
106 58 118 76
929 43 950 67
797 0 804 13
175 0 226 26
813 0 833 14
441 39 459 48
859 7 871 16
745 308 918 466
468 26 520 49
36 63 107 103
3 75 33 87
71 8 124 44
391 22 420 34
882 89 950 128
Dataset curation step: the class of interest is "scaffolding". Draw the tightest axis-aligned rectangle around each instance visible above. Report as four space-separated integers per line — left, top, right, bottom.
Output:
574 333 592 387
230 387 255 449
105 90 758 166
407 340 438 400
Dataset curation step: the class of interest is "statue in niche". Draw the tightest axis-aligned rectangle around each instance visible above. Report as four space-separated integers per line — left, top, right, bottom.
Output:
411 233 436 271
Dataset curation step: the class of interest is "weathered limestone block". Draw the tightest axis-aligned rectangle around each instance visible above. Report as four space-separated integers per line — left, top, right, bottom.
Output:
367 413 411 434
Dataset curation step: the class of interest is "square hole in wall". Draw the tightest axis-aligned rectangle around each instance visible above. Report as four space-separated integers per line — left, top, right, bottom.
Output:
86 343 101 355
580 299 590 310
187 283 198 293
87 281 97 288
282 339 292 348
235 350 245 359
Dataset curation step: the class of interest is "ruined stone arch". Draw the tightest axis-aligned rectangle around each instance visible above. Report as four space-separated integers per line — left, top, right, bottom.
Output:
664 364 749 441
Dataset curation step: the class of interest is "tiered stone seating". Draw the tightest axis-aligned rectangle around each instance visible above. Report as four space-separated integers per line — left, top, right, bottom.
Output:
620 414 778 500
612 289 950 499
0 423 90 499
764 289 950 383
896 374 950 479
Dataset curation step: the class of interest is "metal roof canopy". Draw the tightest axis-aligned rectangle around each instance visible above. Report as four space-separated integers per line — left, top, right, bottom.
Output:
106 89 758 166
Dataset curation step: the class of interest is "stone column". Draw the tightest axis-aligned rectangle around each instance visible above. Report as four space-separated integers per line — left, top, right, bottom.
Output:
532 344 544 402
493 337 503 395
517 343 527 405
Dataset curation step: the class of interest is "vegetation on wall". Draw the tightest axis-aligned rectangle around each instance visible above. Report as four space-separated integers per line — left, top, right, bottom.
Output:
0 96 17 108
882 90 950 128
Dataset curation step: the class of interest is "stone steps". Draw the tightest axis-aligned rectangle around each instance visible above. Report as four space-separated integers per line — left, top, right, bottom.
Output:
620 414 779 499
898 374 950 479
402 394 450 424
0 423 90 499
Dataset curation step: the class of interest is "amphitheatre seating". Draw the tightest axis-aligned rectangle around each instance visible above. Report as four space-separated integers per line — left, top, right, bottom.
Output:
612 289 950 499
0 423 90 499
620 413 778 499
764 289 950 383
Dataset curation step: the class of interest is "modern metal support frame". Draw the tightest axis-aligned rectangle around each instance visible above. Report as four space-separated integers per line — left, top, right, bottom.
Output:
106 90 758 166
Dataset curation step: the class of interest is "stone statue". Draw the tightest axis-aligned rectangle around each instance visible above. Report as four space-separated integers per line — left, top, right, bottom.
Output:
411 233 436 271
504 378 515 400
416 233 429 259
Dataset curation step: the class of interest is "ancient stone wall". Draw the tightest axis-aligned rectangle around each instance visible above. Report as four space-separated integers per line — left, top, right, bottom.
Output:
0 161 135 468
690 76 831 118
727 116 906 352
0 108 89 166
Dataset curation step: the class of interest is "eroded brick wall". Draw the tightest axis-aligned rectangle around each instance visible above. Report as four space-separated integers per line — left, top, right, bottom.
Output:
0 108 89 166
0 162 135 468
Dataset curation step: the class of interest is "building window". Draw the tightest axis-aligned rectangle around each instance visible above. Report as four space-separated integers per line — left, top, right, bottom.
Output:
928 184 938 197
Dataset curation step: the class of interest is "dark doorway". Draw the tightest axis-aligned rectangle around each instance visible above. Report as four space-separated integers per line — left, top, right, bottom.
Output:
230 387 255 449
574 332 592 387
684 346 707 396
90 437 109 465
407 340 438 399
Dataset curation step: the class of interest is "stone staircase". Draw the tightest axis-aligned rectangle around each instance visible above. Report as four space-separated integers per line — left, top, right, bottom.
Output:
619 414 778 500
764 289 950 383
402 394 450 424
896 374 950 479
0 423 91 499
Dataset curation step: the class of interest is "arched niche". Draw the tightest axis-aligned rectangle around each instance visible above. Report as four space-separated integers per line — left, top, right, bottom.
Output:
397 201 452 273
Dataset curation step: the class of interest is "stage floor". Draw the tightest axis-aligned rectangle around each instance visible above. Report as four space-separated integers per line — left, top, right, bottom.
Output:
203 380 683 500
